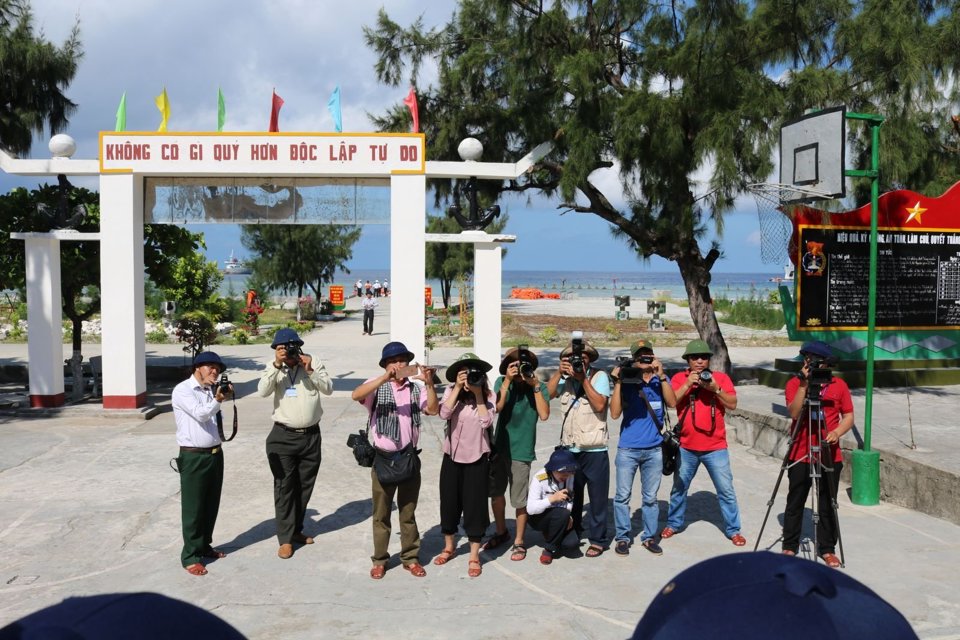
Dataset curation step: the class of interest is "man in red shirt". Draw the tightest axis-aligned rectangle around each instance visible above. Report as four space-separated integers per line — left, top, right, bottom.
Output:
782 341 854 568
661 339 745 546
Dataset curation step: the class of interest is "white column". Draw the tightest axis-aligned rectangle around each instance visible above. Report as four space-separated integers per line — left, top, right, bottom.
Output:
23 236 65 406
99 173 146 408
390 174 427 361
474 242 503 372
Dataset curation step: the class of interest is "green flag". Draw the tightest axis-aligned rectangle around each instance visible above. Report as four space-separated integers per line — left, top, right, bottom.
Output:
115 92 127 132
217 88 226 132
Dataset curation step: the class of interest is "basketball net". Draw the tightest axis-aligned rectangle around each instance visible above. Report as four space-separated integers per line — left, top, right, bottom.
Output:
748 183 833 265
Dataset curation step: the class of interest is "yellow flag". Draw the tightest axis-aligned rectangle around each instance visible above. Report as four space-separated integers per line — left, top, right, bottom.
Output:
155 88 170 132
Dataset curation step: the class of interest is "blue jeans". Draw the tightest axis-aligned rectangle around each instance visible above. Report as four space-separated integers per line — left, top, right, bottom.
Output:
665 448 741 538
614 447 662 543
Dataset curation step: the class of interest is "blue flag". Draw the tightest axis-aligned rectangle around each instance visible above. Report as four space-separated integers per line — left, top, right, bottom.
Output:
327 86 342 133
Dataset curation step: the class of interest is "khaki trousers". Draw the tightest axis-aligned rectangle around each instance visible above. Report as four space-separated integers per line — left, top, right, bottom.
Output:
370 467 421 566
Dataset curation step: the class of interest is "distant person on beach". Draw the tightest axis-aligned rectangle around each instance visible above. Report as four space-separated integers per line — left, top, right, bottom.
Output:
609 339 676 556
352 342 439 579
171 351 233 576
365 280 373 296
373 279 382 297
482 346 550 561
355 279 363 297
435 353 496 578
662 339 745 546
382 279 389 296
362 291 378 335
258 328 333 560
547 336 611 558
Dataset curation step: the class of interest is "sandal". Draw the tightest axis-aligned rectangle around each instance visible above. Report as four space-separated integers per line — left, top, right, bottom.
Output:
585 544 604 558
821 553 841 568
433 548 456 566
184 563 207 576
201 548 226 559
481 530 510 551
403 563 427 577
730 533 747 547
510 544 527 561
370 565 386 580
468 559 482 577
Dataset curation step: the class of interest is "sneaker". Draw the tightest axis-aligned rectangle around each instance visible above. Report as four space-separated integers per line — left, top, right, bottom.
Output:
539 550 554 565
614 540 630 556
641 539 663 555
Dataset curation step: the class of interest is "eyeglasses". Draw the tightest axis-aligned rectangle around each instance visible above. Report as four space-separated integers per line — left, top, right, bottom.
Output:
688 354 710 361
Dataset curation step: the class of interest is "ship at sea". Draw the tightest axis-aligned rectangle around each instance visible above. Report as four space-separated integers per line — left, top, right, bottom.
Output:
222 250 252 275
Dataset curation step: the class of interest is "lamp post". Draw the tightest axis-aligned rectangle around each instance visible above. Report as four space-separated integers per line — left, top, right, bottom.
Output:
447 138 501 230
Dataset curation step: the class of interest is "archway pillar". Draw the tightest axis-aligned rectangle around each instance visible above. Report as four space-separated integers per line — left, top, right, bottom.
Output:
389 173 427 360
100 173 147 408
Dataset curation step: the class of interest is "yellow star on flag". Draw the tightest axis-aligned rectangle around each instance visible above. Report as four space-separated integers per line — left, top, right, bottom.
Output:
905 201 927 224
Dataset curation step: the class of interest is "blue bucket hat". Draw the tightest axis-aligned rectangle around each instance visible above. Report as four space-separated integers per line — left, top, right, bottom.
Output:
379 341 415 368
271 327 304 349
631 552 915 639
800 341 833 359
192 351 225 372
545 448 579 474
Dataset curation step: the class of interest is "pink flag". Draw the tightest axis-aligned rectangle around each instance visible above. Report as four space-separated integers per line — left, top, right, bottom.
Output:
403 87 419 133
269 90 284 132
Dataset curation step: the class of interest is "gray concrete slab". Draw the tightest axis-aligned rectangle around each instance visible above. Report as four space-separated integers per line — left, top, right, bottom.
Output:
1 301 960 638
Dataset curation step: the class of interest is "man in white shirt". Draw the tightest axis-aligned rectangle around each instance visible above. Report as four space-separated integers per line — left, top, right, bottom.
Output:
362 291 378 335
171 351 233 576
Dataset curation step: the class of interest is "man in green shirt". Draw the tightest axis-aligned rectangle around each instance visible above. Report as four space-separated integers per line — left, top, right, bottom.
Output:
482 347 550 561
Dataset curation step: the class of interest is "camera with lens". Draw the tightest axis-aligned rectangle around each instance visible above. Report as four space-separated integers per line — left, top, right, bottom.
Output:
346 429 375 467
698 370 713 383
217 373 231 395
517 344 535 378
637 355 654 365
283 342 303 360
466 368 486 386
568 331 586 374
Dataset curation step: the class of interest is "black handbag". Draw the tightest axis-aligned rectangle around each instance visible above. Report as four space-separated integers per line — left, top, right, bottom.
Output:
373 444 421 485
636 379 681 476
346 430 376 468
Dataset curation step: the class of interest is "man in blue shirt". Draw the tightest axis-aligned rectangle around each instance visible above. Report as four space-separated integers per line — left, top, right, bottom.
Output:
609 340 677 556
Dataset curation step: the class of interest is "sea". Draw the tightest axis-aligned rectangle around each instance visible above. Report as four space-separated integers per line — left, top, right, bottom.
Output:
219 269 786 302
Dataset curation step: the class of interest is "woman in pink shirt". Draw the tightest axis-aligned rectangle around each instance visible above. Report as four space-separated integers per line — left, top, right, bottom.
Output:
434 353 496 578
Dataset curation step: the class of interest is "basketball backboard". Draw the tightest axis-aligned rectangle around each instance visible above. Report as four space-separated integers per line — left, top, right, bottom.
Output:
779 105 846 204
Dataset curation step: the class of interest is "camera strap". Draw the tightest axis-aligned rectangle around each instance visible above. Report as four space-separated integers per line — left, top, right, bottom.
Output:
637 382 668 433
557 372 591 446
216 402 238 442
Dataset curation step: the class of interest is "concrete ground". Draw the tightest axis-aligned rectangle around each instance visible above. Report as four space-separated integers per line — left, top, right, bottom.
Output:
1 297 959 638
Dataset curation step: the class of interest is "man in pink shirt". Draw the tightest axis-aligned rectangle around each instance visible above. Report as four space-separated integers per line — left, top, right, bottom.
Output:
352 342 438 580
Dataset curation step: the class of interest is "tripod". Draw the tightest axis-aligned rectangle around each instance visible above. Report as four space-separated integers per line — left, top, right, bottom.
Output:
754 381 845 567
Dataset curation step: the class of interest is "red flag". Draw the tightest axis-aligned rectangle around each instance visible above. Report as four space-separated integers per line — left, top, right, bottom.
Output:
403 87 419 133
269 90 284 132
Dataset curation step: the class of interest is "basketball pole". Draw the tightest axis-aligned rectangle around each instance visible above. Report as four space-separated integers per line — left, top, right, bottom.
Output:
845 111 885 506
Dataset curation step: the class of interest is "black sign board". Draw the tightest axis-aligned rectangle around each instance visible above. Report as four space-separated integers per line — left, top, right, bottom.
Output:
796 225 960 330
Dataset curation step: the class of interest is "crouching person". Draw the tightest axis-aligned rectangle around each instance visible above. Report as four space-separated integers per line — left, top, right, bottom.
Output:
526 449 579 565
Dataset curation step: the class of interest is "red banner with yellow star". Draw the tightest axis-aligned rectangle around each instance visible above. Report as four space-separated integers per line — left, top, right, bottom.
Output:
788 183 960 331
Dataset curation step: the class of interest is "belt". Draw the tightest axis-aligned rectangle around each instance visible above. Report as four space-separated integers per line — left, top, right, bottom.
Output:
274 422 320 434
179 445 221 454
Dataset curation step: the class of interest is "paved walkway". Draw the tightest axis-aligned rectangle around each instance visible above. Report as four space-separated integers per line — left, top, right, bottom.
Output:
1 299 960 638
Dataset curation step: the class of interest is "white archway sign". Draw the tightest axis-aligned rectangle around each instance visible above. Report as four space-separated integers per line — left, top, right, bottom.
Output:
1 133 548 409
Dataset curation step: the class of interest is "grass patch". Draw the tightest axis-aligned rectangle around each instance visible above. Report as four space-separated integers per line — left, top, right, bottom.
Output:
714 295 785 331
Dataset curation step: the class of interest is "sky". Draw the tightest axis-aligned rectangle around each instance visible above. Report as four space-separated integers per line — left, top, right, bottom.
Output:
1 0 783 275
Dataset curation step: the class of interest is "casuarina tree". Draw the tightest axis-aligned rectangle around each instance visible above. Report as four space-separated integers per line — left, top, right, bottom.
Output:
365 0 960 372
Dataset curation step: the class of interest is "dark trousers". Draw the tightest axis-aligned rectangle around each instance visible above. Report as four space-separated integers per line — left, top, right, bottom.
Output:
438 454 490 542
529 507 574 553
783 460 843 555
572 450 610 547
266 425 321 543
178 449 224 567
371 468 421 566
363 309 374 333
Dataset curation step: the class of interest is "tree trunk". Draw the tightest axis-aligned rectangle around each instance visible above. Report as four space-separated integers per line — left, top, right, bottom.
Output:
676 255 731 374
440 277 452 309
296 284 303 322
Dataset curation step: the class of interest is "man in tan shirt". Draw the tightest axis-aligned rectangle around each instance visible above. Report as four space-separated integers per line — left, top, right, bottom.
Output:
258 327 333 559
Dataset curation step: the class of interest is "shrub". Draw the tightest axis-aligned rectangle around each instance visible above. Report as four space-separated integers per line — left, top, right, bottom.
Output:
233 328 250 345
719 295 785 330
146 327 169 343
539 326 559 343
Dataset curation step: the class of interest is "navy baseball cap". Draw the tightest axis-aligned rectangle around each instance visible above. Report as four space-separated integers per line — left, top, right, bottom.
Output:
800 341 833 359
631 552 916 639
545 448 579 473
0 592 246 639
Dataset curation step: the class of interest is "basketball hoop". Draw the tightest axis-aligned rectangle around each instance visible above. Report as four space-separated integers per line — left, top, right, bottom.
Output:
747 183 833 265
